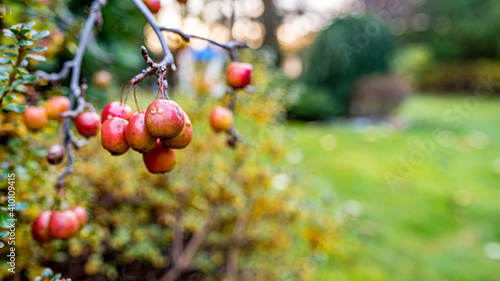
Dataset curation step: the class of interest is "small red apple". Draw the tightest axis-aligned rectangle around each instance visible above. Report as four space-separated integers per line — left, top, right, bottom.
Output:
23 105 48 131
70 206 88 229
101 101 133 123
101 117 130 155
226 62 253 89
161 111 193 149
126 113 157 153
45 96 71 120
93 70 112 89
143 0 161 13
210 106 234 132
48 210 80 239
32 210 53 243
47 143 65 165
143 139 176 174
75 111 101 138
145 99 185 139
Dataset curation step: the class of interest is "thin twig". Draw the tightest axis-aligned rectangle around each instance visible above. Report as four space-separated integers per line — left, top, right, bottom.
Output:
130 0 174 68
160 206 219 281
54 142 74 189
226 201 254 280
160 27 248 61
36 61 75 82
172 203 184 261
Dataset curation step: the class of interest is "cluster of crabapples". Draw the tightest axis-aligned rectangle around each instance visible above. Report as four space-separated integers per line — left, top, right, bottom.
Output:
100 61 252 173
32 206 88 243
100 98 192 174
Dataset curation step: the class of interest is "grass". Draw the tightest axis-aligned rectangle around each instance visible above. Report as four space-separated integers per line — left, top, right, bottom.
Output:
288 94 500 281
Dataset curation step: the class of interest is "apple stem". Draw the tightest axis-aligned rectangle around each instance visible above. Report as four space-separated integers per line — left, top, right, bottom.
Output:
133 84 140 112
120 81 131 104
122 83 133 115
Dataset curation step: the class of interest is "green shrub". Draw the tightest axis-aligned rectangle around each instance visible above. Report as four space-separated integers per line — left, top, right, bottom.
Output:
290 14 396 120
417 60 500 94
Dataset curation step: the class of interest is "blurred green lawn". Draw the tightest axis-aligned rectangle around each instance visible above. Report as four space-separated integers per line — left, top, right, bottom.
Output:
289 94 500 281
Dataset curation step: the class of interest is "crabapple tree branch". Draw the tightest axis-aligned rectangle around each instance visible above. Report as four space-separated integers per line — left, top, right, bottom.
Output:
128 0 249 87
160 27 248 61
130 0 174 68
36 0 107 190
130 0 249 148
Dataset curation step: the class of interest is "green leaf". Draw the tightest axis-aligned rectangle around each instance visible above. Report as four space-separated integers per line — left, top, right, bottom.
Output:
17 67 29 75
0 57 11 64
25 54 46 62
0 86 10 94
22 74 37 82
20 59 28 67
31 30 50 40
24 22 36 30
9 28 19 35
0 45 16 50
14 202 29 211
28 46 47 52
2 29 15 38
0 73 9 82
35 277 42 281
11 79 24 88
0 242 4 249
2 94 15 104
0 231 9 239
18 40 33 47
2 52 17 58
0 212 11 228
2 103 27 113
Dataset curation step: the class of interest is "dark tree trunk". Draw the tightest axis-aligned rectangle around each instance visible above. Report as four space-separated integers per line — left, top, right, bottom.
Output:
259 0 282 64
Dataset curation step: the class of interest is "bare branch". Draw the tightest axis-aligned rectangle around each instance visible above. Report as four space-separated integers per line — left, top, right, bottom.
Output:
36 61 75 82
226 201 254 280
54 142 74 190
160 206 219 281
160 27 248 61
172 206 184 261
130 0 175 68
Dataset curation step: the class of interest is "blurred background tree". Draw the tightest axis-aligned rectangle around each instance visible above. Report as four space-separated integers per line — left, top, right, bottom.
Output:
289 15 397 120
